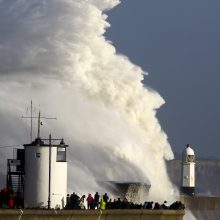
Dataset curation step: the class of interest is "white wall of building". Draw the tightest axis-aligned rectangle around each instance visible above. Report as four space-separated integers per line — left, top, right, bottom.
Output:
24 145 67 209
51 148 67 208
182 164 195 187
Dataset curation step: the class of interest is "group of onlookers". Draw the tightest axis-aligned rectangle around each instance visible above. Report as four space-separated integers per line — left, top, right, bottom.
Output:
65 192 185 210
0 186 185 211
65 192 109 210
144 200 185 210
0 187 185 211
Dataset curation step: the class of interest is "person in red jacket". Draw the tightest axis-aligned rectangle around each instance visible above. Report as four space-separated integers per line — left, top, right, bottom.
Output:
8 194 14 208
86 194 94 209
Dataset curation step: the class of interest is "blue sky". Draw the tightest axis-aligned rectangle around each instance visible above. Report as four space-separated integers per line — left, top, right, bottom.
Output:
105 0 220 159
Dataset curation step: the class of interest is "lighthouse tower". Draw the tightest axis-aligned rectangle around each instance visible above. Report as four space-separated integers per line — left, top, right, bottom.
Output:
181 144 195 196
23 112 68 209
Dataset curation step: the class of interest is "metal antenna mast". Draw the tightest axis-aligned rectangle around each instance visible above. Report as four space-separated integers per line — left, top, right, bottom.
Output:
31 100 33 142
22 102 57 141
22 100 34 142
37 111 41 139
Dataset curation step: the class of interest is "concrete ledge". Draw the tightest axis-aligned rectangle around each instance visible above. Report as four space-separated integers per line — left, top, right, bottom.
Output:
182 196 220 210
180 196 220 220
0 209 184 220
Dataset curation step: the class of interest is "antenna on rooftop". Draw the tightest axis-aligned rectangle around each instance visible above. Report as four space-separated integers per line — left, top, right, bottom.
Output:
22 101 57 141
31 100 33 142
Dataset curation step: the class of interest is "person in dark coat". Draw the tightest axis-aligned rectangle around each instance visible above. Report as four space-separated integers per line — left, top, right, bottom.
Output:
103 193 109 203
70 192 80 209
94 192 100 209
161 201 169 209
153 202 161 209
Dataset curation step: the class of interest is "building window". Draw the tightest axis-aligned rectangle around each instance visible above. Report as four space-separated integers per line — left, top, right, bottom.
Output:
36 153 41 158
57 147 66 162
186 155 195 162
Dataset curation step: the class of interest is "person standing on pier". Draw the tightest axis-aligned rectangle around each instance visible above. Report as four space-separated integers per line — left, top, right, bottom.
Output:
86 194 94 209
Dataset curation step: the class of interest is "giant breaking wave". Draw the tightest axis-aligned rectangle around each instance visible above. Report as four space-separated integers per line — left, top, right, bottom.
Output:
0 0 175 202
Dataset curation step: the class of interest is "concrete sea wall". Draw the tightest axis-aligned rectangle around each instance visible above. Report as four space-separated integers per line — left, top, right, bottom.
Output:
0 209 184 220
182 196 220 220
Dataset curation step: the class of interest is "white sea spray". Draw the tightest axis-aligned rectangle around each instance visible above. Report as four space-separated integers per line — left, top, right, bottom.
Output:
0 5 196 220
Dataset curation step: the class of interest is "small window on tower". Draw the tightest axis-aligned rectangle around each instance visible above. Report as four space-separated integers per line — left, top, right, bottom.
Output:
57 147 66 162
36 153 41 158
187 155 195 162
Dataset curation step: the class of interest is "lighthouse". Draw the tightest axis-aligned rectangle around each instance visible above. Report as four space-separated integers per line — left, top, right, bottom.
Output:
23 112 68 209
5 108 68 209
181 144 195 196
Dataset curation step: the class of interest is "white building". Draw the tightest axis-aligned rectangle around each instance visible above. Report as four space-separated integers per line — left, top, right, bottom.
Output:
24 137 68 209
181 144 195 196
